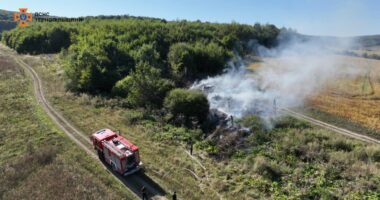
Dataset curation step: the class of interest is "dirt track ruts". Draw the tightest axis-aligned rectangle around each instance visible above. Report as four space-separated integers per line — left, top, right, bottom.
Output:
282 108 380 145
2 45 166 200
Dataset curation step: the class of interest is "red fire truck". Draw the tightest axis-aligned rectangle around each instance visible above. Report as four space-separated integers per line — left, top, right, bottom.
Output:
91 129 142 175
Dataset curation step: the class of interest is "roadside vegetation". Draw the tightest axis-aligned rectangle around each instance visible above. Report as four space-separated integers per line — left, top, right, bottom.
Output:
0 54 134 199
15 52 380 199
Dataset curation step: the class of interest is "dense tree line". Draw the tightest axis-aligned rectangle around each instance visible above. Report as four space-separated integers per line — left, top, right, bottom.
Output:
2 18 280 126
2 23 76 54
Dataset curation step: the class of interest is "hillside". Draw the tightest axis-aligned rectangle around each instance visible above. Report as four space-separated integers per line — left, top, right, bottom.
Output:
0 9 16 33
1 13 380 199
355 35 380 47
13 49 380 199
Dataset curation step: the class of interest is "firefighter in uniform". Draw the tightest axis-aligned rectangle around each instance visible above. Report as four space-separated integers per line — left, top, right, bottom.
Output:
141 186 148 200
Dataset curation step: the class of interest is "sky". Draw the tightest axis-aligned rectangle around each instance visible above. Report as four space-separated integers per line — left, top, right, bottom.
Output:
1 0 379 37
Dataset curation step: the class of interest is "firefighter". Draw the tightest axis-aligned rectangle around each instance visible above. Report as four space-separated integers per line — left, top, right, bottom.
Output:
188 139 193 155
141 186 148 200
172 191 177 200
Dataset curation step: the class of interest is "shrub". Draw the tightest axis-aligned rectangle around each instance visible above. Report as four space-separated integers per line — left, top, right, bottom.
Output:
253 156 282 181
329 139 354 152
274 116 311 129
123 109 145 125
238 115 266 133
164 88 209 127
112 76 133 97
365 146 380 162
126 62 174 108
155 125 203 142
195 140 219 155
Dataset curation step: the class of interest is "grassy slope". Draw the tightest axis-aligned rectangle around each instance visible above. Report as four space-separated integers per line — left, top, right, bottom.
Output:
0 53 135 199
18 52 380 199
18 54 216 199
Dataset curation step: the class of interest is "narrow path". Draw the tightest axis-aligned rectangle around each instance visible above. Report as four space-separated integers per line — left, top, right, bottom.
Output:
282 108 380 145
2 45 167 200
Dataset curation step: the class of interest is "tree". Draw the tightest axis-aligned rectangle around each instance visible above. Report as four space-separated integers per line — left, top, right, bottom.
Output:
112 76 133 97
164 88 209 127
168 42 229 83
167 43 196 83
64 35 134 93
127 62 174 108
132 43 162 68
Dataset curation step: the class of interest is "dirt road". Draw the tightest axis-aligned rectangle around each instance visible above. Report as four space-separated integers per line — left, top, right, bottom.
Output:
282 108 380 145
1 45 166 200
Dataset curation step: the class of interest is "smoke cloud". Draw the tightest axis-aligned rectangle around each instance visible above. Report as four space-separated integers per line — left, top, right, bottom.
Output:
191 33 363 122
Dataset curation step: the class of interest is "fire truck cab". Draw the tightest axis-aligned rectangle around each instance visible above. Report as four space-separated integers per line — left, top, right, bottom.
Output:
91 129 142 176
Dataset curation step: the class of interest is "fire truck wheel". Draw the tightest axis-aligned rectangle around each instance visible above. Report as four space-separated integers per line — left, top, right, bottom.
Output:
97 150 104 161
111 162 117 171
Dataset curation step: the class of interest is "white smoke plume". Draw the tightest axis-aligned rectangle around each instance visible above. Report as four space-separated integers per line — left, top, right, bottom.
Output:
191 33 363 121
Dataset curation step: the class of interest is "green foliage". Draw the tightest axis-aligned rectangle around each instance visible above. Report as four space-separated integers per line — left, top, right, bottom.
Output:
253 156 282 181
2 24 74 54
167 42 196 82
126 62 174 108
2 18 280 93
168 42 229 83
274 116 311 129
122 109 145 125
64 34 134 93
154 125 203 142
238 115 266 133
195 140 219 154
164 88 209 126
131 43 163 69
112 76 133 97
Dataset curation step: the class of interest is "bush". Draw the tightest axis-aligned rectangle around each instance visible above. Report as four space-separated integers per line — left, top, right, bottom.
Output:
253 156 282 181
238 115 266 133
155 125 203 142
329 139 354 152
126 62 174 108
274 116 311 129
164 88 209 127
112 76 133 97
195 140 219 155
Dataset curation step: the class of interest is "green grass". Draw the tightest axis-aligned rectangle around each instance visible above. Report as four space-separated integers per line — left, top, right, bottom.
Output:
0 55 135 199
14 53 380 199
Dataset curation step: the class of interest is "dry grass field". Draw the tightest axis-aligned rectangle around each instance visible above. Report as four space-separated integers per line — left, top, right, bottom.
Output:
308 56 380 132
248 55 380 134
